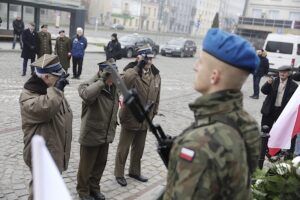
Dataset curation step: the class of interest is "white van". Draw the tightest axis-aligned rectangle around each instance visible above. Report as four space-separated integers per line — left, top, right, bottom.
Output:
263 33 300 71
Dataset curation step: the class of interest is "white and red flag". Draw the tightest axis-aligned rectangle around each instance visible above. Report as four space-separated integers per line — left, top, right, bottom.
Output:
32 135 72 200
268 87 300 156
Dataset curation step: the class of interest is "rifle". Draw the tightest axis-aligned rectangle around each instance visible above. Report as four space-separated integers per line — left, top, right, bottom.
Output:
108 65 173 168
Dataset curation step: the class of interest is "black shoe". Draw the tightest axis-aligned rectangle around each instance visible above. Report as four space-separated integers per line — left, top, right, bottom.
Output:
21 74 26 76
249 95 259 99
90 191 105 200
116 177 127 186
80 196 94 200
71 76 77 79
76 76 80 79
128 174 148 182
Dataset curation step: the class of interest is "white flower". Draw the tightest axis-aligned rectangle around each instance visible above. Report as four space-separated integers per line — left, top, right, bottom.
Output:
275 163 291 175
255 179 263 187
296 167 300 176
292 156 300 167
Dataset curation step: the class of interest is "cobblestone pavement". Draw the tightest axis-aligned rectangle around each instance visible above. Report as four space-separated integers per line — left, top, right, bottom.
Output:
0 52 265 200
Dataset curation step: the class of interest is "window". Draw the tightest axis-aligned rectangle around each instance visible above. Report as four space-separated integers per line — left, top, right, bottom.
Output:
289 12 300 21
152 21 155 29
269 10 279 20
252 9 262 18
265 41 293 54
297 44 300 55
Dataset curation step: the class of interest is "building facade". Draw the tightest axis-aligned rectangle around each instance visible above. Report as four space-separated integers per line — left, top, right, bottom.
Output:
237 0 300 48
191 0 220 37
159 0 197 34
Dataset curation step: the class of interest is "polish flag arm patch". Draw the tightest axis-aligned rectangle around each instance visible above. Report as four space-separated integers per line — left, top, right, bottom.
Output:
180 147 195 161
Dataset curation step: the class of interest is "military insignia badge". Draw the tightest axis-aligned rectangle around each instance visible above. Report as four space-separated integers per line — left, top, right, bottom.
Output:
180 147 195 161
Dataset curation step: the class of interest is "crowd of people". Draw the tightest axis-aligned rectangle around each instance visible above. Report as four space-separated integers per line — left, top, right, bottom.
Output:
14 17 300 200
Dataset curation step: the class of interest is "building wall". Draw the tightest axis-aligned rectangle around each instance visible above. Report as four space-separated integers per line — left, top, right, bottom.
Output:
245 0 300 20
191 0 220 37
161 0 196 34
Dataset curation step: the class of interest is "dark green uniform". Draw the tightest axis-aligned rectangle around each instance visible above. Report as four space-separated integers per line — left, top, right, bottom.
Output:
164 90 260 200
37 31 52 58
114 65 161 177
55 36 71 71
76 73 119 198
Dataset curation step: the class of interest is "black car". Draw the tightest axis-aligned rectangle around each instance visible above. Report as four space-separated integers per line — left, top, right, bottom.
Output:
119 34 160 58
161 38 197 57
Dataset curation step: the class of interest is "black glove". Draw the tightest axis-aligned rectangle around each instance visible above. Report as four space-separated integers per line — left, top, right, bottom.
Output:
137 59 147 70
54 73 69 91
99 70 110 83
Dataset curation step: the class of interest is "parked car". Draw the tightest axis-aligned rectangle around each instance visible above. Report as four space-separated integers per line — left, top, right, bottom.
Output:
119 34 160 58
110 24 125 30
161 38 197 57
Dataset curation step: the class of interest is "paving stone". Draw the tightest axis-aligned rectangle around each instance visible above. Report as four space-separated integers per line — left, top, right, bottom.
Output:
0 52 265 199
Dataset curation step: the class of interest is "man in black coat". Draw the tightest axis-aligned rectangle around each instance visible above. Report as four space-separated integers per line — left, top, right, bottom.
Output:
261 65 298 158
12 16 24 49
21 22 38 76
261 65 298 129
250 49 269 99
105 33 122 61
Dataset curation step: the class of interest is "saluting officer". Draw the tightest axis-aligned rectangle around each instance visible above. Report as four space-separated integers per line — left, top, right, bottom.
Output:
37 24 52 58
114 45 161 186
76 59 119 200
19 54 72 200
163 28 261 200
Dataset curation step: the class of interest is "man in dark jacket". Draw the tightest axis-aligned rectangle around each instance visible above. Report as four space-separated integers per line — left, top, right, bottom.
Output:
261 65 298 158
105 33 122 61
76 60 119 200
21 22 38 76
114 45 161 186
37 24 52 58
250 49 269 99
12 16 24 49
261 65 298 129
71 27 87 79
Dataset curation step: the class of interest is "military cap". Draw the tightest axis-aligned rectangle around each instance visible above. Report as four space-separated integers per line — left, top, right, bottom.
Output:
31 54 65 76
58 30 65 34
277 65 291 71
97 58 118 73
41 24 48 29
203 28 260 73
137 44 154 58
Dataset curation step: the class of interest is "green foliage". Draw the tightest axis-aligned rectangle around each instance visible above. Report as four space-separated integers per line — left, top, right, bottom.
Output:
252 160 300 200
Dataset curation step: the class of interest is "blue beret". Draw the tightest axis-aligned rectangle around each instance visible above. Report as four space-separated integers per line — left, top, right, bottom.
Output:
203 28 260 73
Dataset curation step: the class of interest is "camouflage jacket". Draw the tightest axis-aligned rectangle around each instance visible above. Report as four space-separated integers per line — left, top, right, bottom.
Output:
163 90 260 200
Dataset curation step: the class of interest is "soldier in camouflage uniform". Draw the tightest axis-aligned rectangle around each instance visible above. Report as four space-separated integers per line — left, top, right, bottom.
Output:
163 28 261 200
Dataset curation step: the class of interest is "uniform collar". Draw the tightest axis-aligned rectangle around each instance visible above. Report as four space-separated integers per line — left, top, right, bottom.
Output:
189 90 243 121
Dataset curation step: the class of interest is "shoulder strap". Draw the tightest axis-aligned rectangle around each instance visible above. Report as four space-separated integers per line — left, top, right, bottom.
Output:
210 114 251 187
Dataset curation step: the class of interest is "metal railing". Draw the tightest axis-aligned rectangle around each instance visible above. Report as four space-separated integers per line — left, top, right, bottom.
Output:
238 16 300 30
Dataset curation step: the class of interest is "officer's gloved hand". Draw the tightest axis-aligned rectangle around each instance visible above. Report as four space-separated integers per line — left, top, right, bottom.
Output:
134 59 147 77
99 70 110 83
54 73 69 91
137 59 147 70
